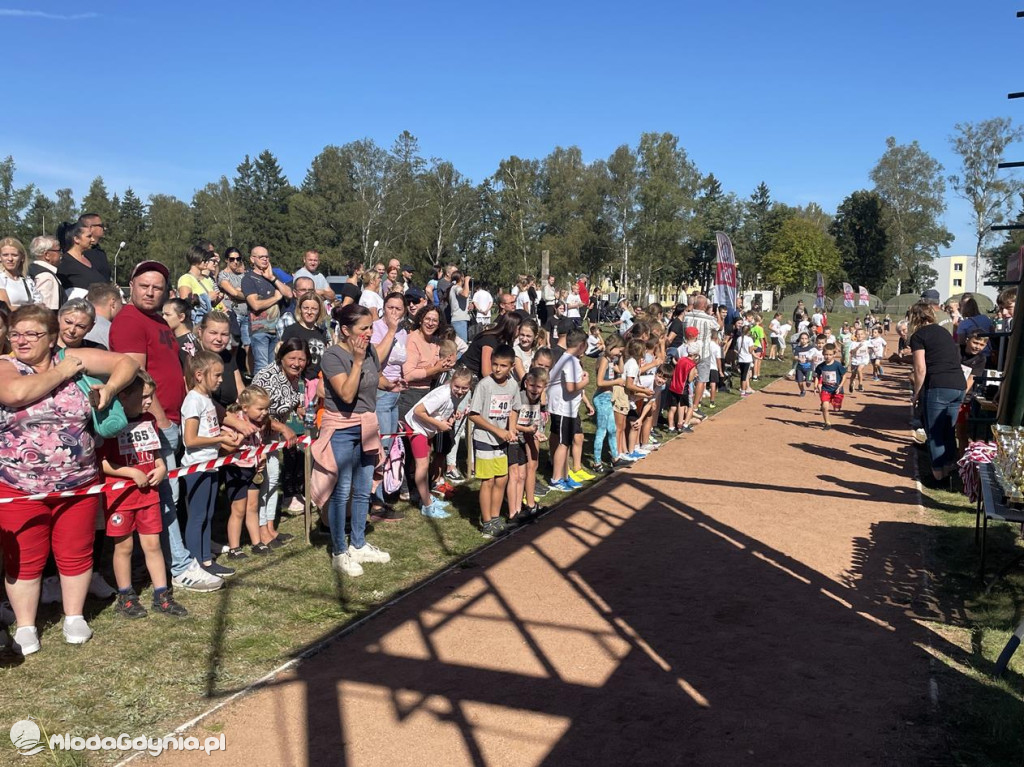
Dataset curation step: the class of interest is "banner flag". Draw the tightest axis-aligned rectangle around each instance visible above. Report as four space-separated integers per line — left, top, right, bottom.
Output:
713 232 738 309
858 285 870 307
814 272 825 309
843 282 854 309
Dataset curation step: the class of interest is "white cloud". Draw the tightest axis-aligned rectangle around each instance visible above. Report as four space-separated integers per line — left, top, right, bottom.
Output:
0 9 97 20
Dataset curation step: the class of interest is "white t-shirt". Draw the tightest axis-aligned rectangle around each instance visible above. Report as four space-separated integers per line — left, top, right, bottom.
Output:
515 290 532 313
359 289 384 318
547 352 583 417
566 293 582 318
619 309 634 335
405 386 458 437
811 312 824 328
472 288 493 324
736 336 754 363
869 337 887 359
769 319 781 339
638 354 656 390
808 347 825 368
585 334 602 355
710 341 722 362
850 340 871 366
181 390 221 466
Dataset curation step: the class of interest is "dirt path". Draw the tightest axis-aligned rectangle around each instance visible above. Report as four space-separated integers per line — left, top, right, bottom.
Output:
144 369 970 766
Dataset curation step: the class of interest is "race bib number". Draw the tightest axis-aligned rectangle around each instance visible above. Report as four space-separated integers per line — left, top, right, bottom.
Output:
823 370 838 386
488 393 513 420
519 403 540 429
118 421 160 455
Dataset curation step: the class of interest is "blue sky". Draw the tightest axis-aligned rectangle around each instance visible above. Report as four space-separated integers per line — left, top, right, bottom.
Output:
2 0 1021 255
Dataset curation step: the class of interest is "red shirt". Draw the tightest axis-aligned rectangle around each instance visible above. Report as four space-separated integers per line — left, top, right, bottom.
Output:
670 357 696 395
577 279 590 306
109 304 186 422
101 414 161 513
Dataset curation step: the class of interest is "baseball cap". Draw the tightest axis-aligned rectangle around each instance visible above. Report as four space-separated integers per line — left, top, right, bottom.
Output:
401 264 415 273
404 286 426 302
130 260 170 282
920 289 940 304
684 326 699 339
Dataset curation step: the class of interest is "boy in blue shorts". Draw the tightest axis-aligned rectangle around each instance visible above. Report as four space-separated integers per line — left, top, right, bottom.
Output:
813 343 850 431
468 345 520 538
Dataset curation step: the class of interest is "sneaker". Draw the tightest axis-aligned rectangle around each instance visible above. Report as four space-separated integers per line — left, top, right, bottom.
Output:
226 547 249 560
913 428 928 444
250 542 273 556
642 441 659 450
445 468 465 484
548 478 571 492
171 559 224 592
680 424 694 433
707 402 717 409
275 532 295 544
332 551 364 577
211 541 231 555
564 476 583 489
823 424 832 431
151 590 188 618
12 625 40 655
421 501 450 519
616 452 639 463
799 390 806 397
492 517 509 533
533 481 552 496
62 616 93 645
480 520 499 539
574 467 597 480
567 470 590 484
204 561 235 579
348 542 391 564
612 457 633 468
268 537 288 550
286 496 305 513
115 589 149 619
432 482 456 497
627 450 647 460
399 489 411 502
592 462 606 473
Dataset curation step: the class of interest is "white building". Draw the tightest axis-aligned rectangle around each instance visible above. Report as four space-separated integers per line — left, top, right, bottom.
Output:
930 254 998 304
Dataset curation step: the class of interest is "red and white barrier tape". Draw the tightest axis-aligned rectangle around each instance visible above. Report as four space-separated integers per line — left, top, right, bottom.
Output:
0 427 416 505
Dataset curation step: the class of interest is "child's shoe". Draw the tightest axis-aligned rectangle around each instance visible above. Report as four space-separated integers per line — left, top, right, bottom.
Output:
152 589 188 618
115 588 148 619
548 478 572 492
563 476 583 489
533 480 552 496
250 542 273 556
348 542 391 564
421 500 450 519
332 551 363 577
226 547 249 560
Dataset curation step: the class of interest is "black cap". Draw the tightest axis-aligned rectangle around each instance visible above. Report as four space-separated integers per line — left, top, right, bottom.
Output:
405 286 426 302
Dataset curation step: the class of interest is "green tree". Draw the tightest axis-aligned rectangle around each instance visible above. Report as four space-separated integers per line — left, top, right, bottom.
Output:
338 138 402 266
235 151 293 263
490 155 543 283
0 156 35 237
116 188 148 283
736 182 779 287
762 217 841 293
949 117 1024 294
633 132 699 300
292 145 360 268
192 177 240 250
605 144 639 294
20 192 55 242
987 194 1024 283
422 159 478 266
145 194 191 277
81 177 118 226
829 190 890 292
870 137 950 294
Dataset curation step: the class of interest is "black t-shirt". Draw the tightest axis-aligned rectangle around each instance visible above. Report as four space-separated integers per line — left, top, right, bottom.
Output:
544 315 573 342
214 350 240 409
461 333 499 377
282 322 330 380
58 252 109 293
84 248 111 282
339 282 361 304
667 318 686 348
910 323 966 392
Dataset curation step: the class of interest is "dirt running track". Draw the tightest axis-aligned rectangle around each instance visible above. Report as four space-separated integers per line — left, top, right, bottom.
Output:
146 370 972 767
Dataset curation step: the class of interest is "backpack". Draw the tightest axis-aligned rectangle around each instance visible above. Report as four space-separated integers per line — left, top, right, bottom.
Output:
382 431 406 495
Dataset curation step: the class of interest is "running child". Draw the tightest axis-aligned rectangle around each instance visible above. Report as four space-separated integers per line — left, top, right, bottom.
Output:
101 372 188 619
468 345 520 538
793 332 814 397
181 351 242 580
407 366 474 519
849 328 870 392
814 343 850 430
222 386 274 559
869 325 887 380
768 312 783 360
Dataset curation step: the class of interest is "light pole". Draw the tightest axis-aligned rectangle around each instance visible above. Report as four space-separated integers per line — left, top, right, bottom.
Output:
112 241 126 286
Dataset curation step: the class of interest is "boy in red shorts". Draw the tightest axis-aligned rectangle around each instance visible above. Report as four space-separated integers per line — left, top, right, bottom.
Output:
813 343 850 431
101 371 188 618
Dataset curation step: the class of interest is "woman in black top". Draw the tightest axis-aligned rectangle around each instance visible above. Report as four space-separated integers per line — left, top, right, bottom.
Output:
281 292 330 379
56 221 108 296
461 313 521 378
909 301 966 482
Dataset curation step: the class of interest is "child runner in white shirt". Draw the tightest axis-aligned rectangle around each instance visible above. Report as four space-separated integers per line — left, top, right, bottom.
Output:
849 328 871 392
869 325 887 380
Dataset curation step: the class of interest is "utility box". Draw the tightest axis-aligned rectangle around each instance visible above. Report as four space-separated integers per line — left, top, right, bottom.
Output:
742 290 773 312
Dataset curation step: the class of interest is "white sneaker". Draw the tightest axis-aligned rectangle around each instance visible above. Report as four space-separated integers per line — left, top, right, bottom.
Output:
348 543 391 564
287 496 305 513
88 572 117 599
171 559 224 592
332 551 363 577
12 626 40 655
40 575 62 604
62 616 93 645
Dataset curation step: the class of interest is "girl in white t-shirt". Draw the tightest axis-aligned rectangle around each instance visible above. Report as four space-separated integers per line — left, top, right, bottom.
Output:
408 368 473 519
849 328 871 392
182 351 242 579
622 340 654 458
768 313 783 360
513 319 539 381
734 324 755 396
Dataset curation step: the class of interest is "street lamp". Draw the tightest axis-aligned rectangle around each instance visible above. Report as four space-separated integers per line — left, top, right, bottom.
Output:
112 241 126 286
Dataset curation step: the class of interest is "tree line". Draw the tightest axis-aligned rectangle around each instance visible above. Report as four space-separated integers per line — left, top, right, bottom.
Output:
1 120 1021 298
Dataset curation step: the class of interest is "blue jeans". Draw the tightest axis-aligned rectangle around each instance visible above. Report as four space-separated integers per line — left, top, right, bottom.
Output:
593 392 618 465
183 470 218 564
251 331 275 374
922 387 964 472
258 452 281 525
376 389 401 451
452 320 468 343
238 313 252 347
158 423 192 576
329 427 375 553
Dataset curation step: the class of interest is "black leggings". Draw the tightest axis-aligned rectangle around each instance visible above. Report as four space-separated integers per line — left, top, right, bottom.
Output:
738 362 752 383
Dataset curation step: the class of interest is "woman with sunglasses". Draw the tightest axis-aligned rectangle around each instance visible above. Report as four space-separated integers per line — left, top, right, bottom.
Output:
217 247 250 369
